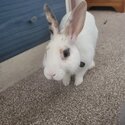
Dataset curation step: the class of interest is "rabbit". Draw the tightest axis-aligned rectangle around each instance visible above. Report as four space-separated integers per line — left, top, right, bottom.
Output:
43 0 98 86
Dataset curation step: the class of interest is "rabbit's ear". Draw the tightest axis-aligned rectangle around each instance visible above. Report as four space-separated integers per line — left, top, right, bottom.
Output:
44 4 59 35
64 1 87 41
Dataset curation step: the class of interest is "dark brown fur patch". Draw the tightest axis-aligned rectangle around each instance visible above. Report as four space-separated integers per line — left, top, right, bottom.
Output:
44 4 59 34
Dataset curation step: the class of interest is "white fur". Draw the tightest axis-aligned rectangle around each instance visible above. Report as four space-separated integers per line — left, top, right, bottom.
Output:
43 11 98 86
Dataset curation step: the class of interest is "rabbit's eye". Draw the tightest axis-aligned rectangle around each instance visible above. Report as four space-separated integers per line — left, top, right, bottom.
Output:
63 48 70 58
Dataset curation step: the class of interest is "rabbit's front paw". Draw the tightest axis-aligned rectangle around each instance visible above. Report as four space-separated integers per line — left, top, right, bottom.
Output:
62 75 70 86
89 60 95 70
74 76 83 86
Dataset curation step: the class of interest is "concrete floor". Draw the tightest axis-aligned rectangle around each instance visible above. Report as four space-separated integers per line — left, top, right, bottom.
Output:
0 10 125 125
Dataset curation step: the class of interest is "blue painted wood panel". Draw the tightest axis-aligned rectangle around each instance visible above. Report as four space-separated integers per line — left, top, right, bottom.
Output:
0 0 66 62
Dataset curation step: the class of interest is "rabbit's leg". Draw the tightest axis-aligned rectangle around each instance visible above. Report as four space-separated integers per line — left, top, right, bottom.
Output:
75 68 88 86
62 73 71 86
88 60 95 70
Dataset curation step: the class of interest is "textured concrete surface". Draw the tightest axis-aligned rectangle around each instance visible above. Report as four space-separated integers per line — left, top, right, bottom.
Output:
0 11 125 125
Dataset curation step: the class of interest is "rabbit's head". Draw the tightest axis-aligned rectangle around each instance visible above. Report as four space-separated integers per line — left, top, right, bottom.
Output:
43 1 87 81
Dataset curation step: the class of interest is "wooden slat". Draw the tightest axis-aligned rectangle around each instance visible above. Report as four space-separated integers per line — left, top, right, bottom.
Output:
86 0 124 12
0 0 66 62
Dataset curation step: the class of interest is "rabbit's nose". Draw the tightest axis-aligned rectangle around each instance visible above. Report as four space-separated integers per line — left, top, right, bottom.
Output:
49 72 56 78
52 73 56 77
44 68 57 80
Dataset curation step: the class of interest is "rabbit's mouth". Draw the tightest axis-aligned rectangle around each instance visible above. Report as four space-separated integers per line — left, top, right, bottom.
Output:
44 67 65 81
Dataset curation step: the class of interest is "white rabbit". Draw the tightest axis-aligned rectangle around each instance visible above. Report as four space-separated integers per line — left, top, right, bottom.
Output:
43 0 98 86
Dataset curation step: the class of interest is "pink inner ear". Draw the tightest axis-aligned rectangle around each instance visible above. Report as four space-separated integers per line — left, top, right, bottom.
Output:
71 0 76 10
65 1 87 41
68 34 77 43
